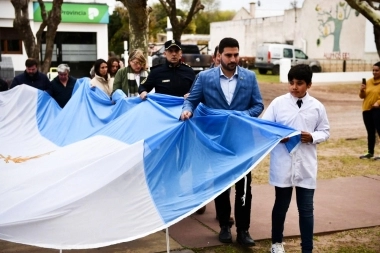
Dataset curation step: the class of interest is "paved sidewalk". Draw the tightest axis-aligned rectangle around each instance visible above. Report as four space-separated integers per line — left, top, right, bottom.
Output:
1 176 379 253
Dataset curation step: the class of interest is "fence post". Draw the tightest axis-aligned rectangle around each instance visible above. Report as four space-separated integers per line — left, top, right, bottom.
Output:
343 60 346 72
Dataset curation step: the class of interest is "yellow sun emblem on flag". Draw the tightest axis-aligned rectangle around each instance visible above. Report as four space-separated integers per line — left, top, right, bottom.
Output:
0 151 54 163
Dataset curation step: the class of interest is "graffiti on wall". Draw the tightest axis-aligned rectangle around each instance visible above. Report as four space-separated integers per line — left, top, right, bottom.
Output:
324 52 350 59
315 2 358 55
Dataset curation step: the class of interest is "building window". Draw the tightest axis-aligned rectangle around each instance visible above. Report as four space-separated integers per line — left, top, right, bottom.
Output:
0 27 23 54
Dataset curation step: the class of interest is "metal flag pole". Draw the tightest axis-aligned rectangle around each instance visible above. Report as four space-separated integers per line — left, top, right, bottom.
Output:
166 227 170 253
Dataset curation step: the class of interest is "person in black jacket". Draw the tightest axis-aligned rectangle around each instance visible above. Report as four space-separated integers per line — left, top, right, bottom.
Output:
138 40 195 99
0 77 8 92
51 64 77 108
10 58 51 95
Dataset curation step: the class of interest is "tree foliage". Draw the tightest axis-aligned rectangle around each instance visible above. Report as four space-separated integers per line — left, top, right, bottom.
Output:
109 7 130 56
148 3 168 41
345 0 380 57
158 0 205 40
148 0 232 39
114 0 234 47
11 0 63 73
193 10 235 34
182 0 220 12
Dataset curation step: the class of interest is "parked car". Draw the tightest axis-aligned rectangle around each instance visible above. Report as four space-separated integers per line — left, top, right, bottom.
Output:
254 43 322 75
151 44 212 73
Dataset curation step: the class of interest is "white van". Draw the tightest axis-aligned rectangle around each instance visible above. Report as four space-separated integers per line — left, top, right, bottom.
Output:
254 43 322 75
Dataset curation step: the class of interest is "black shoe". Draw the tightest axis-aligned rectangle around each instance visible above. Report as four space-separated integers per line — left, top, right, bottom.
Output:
359 153 373 159
236 230 255 247
196 206 206 214
218 226 232 243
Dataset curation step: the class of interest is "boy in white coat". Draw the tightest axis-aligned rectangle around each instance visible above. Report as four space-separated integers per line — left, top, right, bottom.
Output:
261 64 330 253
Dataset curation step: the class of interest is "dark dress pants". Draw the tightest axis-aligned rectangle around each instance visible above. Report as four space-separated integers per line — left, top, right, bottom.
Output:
215 171 252 231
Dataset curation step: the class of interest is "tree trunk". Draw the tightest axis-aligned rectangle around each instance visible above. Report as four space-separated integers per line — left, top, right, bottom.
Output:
40 0 63 73
374 24 380 58
122 0 150 62
11 0 38 60
158 0 204 41
172 25 183 41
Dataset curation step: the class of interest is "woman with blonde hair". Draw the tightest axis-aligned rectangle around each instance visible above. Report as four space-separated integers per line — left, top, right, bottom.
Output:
90 58 114 97
113 49 149 97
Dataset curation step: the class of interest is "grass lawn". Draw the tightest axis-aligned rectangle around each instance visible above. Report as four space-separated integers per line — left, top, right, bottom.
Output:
251 68 280 83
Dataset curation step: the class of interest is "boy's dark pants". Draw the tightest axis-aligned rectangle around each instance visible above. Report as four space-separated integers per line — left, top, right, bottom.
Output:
272 186 315 253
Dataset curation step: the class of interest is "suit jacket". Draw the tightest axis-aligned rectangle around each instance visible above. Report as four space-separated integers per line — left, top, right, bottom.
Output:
182 66 264 117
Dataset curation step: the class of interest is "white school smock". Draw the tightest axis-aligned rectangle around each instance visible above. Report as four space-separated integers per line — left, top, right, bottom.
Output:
261 93 330 189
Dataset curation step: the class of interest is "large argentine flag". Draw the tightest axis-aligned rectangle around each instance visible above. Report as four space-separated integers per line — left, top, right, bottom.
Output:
0 78 299 249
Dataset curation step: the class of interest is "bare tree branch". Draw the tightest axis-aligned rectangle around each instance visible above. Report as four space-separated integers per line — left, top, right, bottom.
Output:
11 0 62 73
345 0 380 57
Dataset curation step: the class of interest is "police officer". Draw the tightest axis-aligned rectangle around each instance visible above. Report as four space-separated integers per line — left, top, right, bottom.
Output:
138 40 195 99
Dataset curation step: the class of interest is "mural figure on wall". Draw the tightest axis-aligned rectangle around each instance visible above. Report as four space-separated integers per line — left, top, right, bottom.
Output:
315 2 358 53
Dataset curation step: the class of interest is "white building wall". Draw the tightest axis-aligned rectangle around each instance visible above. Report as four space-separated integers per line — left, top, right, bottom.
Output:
32 22 108 61
210 0 378 61
295 0 374 60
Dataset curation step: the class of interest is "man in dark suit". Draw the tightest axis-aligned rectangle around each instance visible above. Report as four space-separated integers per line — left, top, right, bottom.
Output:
181 37 264 247
10 58 51 95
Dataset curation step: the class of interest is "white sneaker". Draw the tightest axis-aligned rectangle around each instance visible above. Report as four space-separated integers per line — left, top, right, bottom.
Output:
271 242 285 253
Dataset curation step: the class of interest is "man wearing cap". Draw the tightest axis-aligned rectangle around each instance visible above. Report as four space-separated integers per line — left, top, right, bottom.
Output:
138 39 195 98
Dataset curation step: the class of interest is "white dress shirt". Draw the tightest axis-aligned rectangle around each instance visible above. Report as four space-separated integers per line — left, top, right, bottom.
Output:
219 67 238 105
261 93 330 189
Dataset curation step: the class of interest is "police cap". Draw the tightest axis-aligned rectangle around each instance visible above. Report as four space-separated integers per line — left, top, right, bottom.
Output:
165 39 182 50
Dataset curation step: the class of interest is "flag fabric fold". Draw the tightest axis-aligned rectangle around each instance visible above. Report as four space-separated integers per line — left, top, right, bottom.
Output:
0 78 299 249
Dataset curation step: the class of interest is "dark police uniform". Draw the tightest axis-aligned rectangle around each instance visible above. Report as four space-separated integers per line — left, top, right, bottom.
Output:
138 60 195 97
138 39 195 97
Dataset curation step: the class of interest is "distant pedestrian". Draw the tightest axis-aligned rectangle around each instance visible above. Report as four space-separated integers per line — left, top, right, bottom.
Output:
359 61 380 160
51 64 77 108
10 58 51 94
262 64 330 253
